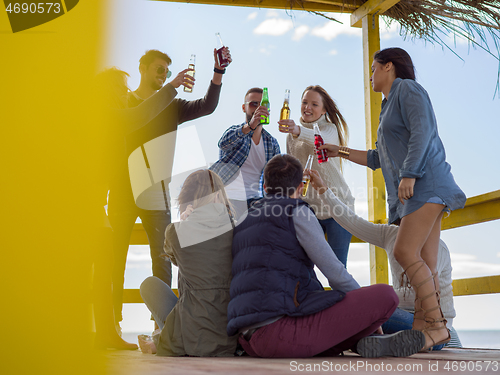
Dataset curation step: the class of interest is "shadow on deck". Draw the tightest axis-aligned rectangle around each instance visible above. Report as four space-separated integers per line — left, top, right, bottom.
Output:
104 347 500 374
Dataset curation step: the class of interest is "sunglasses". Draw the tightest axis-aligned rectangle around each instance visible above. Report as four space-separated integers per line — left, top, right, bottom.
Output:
245 101 260 108
156 66 172 78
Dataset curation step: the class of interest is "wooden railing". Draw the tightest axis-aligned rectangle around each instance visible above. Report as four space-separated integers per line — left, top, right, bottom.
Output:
123 190 500 303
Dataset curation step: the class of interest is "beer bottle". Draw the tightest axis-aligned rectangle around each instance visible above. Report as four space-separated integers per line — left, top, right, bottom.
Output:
301 155 314 197
260 87 270 125
314 123 329 164
184 54 195 93
280 89 290 128
280 89 290 120
215 33 229 68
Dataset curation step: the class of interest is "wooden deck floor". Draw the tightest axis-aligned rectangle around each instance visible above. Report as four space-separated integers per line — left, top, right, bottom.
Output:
104 348 500 374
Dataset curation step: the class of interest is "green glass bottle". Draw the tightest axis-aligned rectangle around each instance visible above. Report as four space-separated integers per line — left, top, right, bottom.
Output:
260 87 270 125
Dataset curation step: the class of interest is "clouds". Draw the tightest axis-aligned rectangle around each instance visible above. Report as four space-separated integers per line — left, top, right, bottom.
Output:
450 252 500 279
310 13 361 41
292 25 309 41
254 17 293 36
250 10 405 46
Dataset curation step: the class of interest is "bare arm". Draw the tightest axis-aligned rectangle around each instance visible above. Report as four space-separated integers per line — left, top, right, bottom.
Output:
318 144 369 167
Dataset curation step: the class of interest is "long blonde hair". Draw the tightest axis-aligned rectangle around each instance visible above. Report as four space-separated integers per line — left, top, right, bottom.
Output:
177 170 234 224
302 85 349 147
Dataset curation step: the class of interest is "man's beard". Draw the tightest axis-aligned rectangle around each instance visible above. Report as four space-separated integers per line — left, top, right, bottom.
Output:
150 80 163 91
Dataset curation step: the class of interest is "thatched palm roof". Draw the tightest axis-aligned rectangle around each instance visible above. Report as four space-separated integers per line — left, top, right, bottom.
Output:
384 1 500 56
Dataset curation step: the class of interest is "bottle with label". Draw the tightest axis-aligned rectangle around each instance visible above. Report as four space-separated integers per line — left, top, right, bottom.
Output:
280 89 290 128
215 33 229 68
313 123 329 164
260 87 270 125
184 54 196 93
301 155 314 197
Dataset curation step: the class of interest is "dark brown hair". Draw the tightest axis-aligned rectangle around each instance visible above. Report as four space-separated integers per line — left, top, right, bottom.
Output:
373 47 416 80
302 85 349 147
264 154 303 196
244 87 263 101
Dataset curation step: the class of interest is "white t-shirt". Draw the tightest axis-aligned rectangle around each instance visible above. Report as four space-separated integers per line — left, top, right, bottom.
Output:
225 137 266 201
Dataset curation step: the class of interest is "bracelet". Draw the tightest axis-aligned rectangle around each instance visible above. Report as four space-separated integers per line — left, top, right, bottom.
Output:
338 146 350 159
214 67 226 74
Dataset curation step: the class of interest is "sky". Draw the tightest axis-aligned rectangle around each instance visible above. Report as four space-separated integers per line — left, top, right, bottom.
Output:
103 0 500 334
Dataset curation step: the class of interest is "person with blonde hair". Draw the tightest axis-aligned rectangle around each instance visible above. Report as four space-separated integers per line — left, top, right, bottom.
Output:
307 169 462 350
140 169 238 356
278 85 355 267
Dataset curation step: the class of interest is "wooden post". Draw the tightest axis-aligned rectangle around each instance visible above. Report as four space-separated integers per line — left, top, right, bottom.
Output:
362 14 389 284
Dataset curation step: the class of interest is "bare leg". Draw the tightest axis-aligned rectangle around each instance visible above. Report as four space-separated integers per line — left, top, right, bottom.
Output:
393 203 449 350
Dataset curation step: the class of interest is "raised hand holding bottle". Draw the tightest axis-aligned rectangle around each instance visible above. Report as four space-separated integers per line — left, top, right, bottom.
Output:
215 33 230 68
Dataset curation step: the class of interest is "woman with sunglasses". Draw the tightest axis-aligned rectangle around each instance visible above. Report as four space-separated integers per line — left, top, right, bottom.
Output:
278 86 355 267
139 169 238 356
317 48 466 351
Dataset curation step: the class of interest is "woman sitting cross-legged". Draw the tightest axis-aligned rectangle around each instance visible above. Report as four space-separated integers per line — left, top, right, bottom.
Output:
139 169 238 356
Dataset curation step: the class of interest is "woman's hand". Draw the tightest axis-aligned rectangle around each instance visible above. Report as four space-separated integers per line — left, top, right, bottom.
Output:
214 47 232 70
278 119 300 136
398 177 415 204
307 169 328 195
180 204 194 220
169 68 195 89
318 143 340 158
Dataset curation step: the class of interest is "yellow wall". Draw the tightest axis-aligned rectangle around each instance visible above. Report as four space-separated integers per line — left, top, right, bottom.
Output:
1 1 108 374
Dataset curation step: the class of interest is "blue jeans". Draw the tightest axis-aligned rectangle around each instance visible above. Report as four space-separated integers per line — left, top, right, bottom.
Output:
381 308 445 351
318 217 352 267
140 276 178 330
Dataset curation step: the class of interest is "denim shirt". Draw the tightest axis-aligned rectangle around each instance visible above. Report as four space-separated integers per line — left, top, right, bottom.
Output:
367 78 466 223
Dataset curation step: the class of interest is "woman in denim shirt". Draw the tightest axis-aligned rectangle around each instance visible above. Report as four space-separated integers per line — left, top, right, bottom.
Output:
318 47 466 351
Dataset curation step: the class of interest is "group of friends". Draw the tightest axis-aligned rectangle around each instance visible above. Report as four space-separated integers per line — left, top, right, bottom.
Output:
94 44 466 358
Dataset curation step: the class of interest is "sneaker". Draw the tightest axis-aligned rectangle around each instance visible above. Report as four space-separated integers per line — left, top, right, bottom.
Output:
356 330 425 358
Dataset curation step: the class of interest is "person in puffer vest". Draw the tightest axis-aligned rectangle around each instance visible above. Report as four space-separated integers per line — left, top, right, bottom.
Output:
227 154 426 358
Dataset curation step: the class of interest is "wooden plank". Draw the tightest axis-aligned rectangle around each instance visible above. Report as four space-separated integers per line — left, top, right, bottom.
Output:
130 223 149 245
442 190 500 230
123 274 500 303
123 288 179 304
452 275 500 297
351 0 400 27
152 0 360 13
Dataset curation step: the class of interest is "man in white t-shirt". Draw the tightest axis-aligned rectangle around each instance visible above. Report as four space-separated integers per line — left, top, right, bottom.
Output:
210 88 281 221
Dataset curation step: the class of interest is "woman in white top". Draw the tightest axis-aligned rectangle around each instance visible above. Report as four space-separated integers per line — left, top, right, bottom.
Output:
278 85 355 266
307 169 462 350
